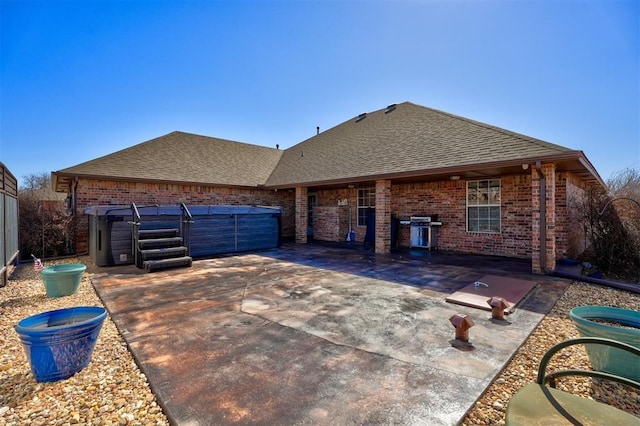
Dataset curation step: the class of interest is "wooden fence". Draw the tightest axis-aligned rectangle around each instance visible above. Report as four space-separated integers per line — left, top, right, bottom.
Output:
1 162 19 286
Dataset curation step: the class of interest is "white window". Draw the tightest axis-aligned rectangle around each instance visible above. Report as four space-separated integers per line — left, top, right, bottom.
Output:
357 188 375 227
467 179 501 233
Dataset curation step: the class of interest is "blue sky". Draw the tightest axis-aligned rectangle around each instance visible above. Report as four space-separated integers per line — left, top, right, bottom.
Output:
1 0 638 186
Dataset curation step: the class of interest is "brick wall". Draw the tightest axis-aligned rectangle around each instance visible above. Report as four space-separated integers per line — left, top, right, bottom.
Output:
295 187 308 243
306 172 592 268
390 174 532 258
558 172 590 258
531 164 557 273
73 170 595 267
73 178 294 254
312 206 349 241
555 172 568 260
310 188 360 240
544 165 557 272
309 176 534 259
375 180 392 253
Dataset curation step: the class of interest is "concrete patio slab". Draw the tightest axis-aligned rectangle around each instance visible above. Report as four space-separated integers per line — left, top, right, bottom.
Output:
88 243 571 425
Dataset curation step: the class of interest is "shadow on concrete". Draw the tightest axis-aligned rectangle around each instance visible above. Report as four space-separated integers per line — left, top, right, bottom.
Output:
88 242 573 425
234 241 533 291
247 241 566 316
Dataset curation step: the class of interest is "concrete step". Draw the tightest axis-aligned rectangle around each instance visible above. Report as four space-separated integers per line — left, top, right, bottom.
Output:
138 237 184 250
140 246 188 261
143 256 193 272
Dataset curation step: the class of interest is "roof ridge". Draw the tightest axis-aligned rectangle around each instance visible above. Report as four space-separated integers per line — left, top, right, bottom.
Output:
165 130 281 151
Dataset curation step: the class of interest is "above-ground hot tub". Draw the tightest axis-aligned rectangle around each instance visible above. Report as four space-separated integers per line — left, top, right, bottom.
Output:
85 204 281 266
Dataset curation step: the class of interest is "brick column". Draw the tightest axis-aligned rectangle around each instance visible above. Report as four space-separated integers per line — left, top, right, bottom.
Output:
531 164 556 273
375 179 391 254
295 187 308 244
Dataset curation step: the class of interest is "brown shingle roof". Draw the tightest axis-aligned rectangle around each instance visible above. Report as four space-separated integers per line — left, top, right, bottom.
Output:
265 102 584 186
53 102 603 192
55 131 283 187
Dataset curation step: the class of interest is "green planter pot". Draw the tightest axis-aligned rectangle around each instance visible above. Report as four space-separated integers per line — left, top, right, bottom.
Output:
569 305 640 381
41 264 87 298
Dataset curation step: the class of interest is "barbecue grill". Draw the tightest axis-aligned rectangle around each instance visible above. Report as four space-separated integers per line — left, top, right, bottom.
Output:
410 215 442 250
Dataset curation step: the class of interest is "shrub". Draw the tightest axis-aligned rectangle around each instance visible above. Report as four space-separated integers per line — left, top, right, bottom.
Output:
18 173 76 260
577 168 640 282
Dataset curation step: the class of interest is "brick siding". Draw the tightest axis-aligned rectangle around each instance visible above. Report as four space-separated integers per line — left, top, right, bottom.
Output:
375 179 392 253
312 206 350 241
309 175 535 259
73 179 294 254
309 188 359 240
557 172 589 259
73 169 594 269
390 175 533 258
295 187 308 243
531 164 557 273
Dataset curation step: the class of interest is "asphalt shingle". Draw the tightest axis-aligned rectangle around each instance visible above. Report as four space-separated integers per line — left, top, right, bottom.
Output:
265 102 574 186
56 131 283 187
54 102 598 190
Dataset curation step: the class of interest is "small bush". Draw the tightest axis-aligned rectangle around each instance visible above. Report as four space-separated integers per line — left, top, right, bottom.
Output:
18 173 76 260
577 168 640 282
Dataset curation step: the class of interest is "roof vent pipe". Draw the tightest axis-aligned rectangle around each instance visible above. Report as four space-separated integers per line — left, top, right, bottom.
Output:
487 296 510 320
316 126 320 135
449 313 474 342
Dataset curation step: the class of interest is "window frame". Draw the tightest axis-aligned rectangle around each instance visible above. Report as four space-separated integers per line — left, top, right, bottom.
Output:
307 193 317 225
357 188 375 227
466 179 501 233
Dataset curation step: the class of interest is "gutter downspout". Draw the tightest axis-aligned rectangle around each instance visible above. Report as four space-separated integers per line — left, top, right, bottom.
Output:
73 177 79 213
535 161 547 273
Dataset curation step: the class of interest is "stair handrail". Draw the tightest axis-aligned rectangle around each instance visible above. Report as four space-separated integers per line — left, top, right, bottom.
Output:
128 202 142 267
178 202 194 256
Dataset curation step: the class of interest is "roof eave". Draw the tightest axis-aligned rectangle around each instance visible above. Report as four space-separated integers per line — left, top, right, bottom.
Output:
265 151 605 189
51 171 267 193
53 151 604 193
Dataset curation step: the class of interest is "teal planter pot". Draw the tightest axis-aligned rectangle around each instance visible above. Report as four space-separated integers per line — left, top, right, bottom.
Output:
41 264 87 297
15 306 107 382
569 305 640 381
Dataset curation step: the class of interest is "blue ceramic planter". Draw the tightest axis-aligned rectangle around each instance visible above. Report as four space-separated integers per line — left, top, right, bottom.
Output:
15 306 107 382
40 264 87 297
569 305 640 381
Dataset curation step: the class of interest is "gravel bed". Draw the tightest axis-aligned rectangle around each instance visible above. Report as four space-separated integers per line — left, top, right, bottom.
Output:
0 260 169 426
1 259 638 425
462 280 640 425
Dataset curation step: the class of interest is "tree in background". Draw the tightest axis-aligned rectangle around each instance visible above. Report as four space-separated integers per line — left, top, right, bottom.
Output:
18 172 75 260
606 168 640 250
577 167 640 282
19 171 51 192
